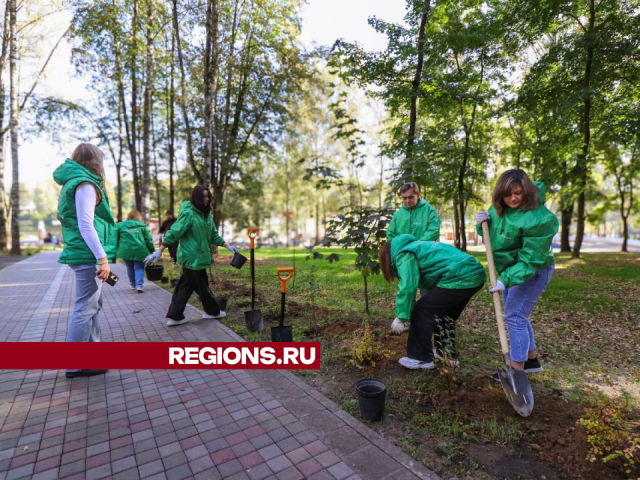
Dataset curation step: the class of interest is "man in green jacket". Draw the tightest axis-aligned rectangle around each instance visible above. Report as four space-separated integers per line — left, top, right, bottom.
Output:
387 182 441 310
387 182 441 243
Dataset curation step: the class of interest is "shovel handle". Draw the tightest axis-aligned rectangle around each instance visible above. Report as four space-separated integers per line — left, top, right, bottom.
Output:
480 212 510 359
277 268 294 293
247 227 260 249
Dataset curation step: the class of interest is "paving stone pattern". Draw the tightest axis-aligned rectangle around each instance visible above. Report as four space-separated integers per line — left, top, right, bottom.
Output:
0 252 439 480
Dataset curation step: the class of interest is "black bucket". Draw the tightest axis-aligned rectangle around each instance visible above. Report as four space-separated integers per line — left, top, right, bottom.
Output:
145 265 164 282
355 378 386 422
216 297 228 310
230 251 248 269
161 276 169 284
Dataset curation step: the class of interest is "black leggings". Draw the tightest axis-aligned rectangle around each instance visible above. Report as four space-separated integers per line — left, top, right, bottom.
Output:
407 285 483 362
166 268 220 320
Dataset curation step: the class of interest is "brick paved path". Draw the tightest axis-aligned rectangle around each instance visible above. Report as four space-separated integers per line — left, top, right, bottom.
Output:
0 252 439 480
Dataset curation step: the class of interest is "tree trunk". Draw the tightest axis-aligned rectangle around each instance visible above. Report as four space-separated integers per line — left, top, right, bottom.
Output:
621 213 628 252
572 0 596 259
141 0 154 223
452 199 460 249
0 5 10 250
458 200 467 252
363 275 369 314
0 136 6 250
9 0 19 255
129 0 141 210
168 26 176 214
404 5 430 175
560 202 573 252
171 0 201 184
203 0 219 189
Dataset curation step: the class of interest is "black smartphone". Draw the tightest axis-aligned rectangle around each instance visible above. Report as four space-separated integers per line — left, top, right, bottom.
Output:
97 270 119 286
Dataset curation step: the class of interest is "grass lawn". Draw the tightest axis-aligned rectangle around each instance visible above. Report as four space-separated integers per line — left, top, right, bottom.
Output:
153 247 640 480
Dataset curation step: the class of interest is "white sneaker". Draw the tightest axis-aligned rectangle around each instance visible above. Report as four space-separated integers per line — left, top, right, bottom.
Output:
136 286 144 293
130 286 136 290
203 311 226 319
433 349 460 367
166 318 190 327
398 357 435 370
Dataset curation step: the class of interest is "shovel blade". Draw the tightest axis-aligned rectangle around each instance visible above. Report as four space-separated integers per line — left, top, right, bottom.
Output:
497 367 534 417
244 310 264 333
271 326 293 342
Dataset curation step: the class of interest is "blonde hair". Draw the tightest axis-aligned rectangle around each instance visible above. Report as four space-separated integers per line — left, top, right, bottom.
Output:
71 143 105 177
492 169 540 217
127 210 143 221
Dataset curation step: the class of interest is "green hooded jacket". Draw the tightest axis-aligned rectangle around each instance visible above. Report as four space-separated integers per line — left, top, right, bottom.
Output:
387 197 441 243
391 234 486 321
116 220 155 262
54 158 117 265
162 200 225 270
476 181 558 288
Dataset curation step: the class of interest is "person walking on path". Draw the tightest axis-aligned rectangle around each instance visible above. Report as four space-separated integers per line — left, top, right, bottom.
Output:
116 210 155 293
158 211 178 262
379 234 486 369
54 143 116 378
476 169 558 376
146 185 239 326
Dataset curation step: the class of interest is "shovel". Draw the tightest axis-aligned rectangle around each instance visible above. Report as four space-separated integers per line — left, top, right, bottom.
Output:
244 227 264 332
481 213 534 417
271 267 294 342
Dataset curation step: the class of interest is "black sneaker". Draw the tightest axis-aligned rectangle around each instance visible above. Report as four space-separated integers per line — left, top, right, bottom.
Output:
524 357 543 373
66 369 108 378
490 358 543 381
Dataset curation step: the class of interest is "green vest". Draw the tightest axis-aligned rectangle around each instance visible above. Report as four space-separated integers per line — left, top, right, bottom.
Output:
54 158 118 265
116 220 155 262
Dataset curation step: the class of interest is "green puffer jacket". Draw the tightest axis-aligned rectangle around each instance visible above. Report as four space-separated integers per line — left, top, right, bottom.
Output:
391 235 486 321
476 181 558 288
54 158 117 265
387 198 441 243
162 200 225 270
116 220 155 262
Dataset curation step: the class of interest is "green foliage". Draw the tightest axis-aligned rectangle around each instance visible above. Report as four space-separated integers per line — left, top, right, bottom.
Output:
580 390 640 474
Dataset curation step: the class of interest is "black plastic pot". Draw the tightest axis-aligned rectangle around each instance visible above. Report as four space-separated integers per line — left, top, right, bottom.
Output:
216 297 228 310
145 265 164 282
161 276 169 284
230 251 248 269
355 378 386 422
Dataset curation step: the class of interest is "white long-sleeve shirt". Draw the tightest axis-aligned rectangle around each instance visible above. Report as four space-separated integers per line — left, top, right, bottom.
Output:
75 183 106 260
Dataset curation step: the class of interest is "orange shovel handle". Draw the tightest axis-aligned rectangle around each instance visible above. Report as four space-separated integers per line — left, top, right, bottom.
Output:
277 268 294 292
247 227 260 249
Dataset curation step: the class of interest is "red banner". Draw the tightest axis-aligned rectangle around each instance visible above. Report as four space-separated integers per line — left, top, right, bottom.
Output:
0 342 321 369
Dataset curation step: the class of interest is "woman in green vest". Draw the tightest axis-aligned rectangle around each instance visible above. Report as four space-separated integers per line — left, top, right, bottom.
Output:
54 143 117 379
116 210 155 292
145 185 239 326
476 169 558 376
379 234 486 369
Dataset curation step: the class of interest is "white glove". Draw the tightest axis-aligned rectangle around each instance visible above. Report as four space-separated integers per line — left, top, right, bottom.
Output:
489 280 506 293
391 318 405 334
144 250 162 265
476 211 490 225
226 245 239 254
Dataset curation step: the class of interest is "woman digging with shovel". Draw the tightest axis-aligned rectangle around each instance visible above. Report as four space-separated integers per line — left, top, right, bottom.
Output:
476 169 558 379
145 185 240 326
379 234 486 369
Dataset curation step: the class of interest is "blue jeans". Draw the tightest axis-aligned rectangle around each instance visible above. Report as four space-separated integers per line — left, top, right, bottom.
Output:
125 260 145 287
503 263 554 362
66 264 102 344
